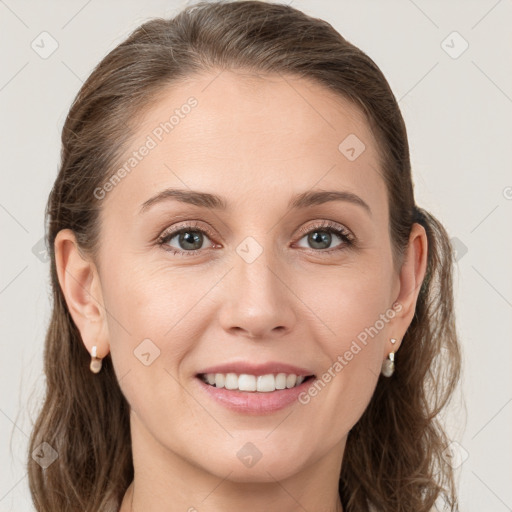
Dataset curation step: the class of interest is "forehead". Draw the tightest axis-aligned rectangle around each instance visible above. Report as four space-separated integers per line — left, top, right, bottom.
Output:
138 69 374 156
102 69 386 217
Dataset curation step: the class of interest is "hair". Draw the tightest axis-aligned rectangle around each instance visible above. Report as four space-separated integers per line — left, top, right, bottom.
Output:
27 1 463 511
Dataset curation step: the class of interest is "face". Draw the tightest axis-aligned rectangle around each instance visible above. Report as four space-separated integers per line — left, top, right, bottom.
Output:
86 70 407 482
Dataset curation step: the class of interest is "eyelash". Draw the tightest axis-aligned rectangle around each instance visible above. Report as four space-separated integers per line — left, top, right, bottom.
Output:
157 220 355 257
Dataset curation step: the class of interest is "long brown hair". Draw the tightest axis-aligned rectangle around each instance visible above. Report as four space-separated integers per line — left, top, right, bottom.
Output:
28 1 462 510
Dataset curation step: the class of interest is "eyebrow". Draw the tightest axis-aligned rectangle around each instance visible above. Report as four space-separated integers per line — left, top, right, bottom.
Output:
139 188 372 216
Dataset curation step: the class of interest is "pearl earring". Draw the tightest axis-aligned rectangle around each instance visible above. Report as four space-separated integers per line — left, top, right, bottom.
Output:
381 338 397 377
90 345 103 374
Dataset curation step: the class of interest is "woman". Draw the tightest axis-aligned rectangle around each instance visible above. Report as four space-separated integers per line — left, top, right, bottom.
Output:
28 1 462 511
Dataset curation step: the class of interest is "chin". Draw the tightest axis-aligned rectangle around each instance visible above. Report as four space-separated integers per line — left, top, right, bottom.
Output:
206 458 306 484
191 439 313 484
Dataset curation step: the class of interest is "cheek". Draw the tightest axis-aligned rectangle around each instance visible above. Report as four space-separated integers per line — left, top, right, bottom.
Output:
297 260 391 424
102 261 223 400
99 265 191 402
102 261 201 350
304 258 393 348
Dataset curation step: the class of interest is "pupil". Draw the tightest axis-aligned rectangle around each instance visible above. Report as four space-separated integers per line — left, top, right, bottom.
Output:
180 231 202 250
309 231 331 249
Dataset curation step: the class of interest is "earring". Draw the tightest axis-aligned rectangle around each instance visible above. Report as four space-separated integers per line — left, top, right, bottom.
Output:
381 338 397 377
90 345 103 374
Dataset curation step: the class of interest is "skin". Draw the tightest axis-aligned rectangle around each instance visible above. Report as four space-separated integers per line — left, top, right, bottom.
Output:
55 70 427 512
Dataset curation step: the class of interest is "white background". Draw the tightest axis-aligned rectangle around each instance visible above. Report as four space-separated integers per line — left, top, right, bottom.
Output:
1 0 511 510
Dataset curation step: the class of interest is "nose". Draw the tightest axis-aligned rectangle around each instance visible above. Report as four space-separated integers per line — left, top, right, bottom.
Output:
218 241 297 340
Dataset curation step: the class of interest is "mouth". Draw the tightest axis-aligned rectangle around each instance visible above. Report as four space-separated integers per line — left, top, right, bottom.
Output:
195 371 316 414
197 372 316 392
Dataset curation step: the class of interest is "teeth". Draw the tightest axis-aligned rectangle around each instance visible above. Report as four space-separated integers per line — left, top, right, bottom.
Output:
225 373 238 390
286 374 297 388
214 374 225 388
275 373 287 389
257 374 274 392
239 374 256 391
201 372 310 392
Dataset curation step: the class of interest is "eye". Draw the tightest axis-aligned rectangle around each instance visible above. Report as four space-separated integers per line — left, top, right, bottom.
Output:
294 220 354 253
157 219 355 257
157 221 216 256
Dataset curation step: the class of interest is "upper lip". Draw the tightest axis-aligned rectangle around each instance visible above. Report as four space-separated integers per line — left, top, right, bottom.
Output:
196 361 315 377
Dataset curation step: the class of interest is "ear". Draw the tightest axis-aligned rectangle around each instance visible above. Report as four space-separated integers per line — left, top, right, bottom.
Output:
389 222 428 353
54 229 110 359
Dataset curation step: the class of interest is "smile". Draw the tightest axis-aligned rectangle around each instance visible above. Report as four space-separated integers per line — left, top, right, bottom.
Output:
198 372 315 392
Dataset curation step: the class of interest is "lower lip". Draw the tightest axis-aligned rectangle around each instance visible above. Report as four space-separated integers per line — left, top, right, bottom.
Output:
195 376 315 415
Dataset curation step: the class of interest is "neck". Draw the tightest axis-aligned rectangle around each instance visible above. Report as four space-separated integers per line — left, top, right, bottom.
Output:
119 412 345 512
121 480 343 512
